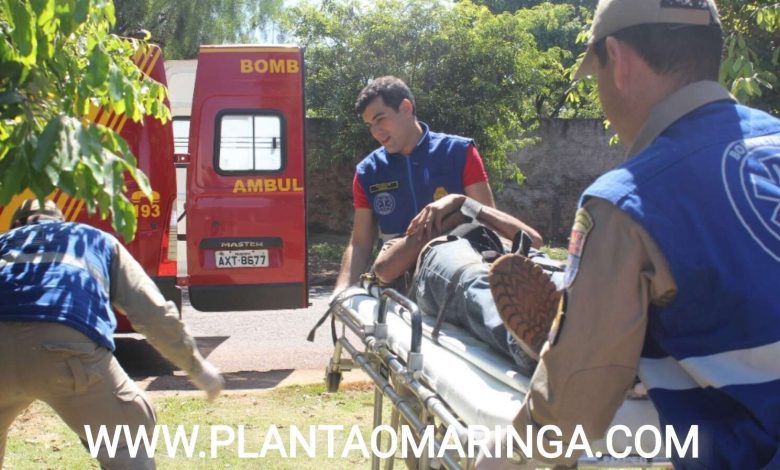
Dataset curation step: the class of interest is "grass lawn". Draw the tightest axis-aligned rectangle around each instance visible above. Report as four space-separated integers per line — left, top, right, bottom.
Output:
541 244 567 261
4 382 401 469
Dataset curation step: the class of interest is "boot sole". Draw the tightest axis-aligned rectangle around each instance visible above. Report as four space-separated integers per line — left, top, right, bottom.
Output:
489 254 561 361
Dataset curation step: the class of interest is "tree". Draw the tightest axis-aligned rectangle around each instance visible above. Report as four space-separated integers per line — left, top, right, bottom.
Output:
718 1 779 114
476 1 779 115
563 0 779 128
0 0 169 240
285 0 586 184
514 3 601 118
112 0 285 59
468 0 597 14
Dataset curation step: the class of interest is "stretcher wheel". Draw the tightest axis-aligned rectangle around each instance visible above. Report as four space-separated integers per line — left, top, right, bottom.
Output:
326 371 342 392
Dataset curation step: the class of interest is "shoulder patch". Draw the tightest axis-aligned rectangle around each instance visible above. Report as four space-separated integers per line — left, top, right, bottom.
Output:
564 208 594 289
369 181 399 194
722 138 780 262
433 186 448 200
373 192 396 216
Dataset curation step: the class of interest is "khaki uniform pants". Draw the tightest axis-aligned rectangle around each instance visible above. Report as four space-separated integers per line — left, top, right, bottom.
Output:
0 322 156 469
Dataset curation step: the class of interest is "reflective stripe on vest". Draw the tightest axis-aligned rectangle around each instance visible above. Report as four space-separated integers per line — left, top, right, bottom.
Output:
0 250 110 296
0 221 118 350
639 340 780 391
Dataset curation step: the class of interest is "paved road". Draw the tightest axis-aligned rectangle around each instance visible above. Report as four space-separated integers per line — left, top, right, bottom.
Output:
115 286 367 394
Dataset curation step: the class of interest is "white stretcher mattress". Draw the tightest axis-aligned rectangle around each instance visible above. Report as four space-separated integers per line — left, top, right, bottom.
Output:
338 286 664 455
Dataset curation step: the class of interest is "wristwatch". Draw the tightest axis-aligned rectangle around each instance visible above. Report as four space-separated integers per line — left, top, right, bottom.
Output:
460 197 483 221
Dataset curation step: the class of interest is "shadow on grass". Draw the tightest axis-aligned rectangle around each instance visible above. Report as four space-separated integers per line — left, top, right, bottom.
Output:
143 369 297 392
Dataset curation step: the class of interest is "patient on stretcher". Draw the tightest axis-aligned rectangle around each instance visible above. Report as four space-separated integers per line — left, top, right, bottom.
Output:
371 194 563 376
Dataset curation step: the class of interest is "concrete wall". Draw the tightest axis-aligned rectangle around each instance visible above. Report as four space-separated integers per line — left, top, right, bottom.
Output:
304 119 356 233
305 118 626 243
496 119 625 242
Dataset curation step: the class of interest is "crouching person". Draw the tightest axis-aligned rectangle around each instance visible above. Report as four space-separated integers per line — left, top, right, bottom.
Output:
0 199 224 469
372 193 562 376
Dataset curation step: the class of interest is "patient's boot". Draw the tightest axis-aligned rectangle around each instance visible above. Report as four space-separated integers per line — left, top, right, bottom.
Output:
489 254 560 361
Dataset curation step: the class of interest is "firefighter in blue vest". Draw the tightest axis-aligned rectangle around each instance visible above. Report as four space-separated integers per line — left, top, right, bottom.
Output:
332 76 496 299
0 199 223 469
478 0 780 468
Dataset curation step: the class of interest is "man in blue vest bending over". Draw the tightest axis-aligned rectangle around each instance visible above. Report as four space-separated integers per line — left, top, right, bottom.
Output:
479 0 780 468
332 76 496 299
0 199 224 469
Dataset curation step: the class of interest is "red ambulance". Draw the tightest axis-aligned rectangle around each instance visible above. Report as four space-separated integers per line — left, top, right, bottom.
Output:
0 43 309 326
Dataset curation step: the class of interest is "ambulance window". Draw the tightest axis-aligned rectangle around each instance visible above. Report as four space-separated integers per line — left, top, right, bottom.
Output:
218 114 283 172
173 118 190 154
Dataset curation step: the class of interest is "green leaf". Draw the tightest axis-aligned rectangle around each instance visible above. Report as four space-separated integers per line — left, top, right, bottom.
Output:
58 171 76 194
131 167 151 196
87 46 110 87
740 60 754 77
73 0 90 26
32 116 62 171
746 78 761 96
107 66 124 102
31 0 54 25
57 7 73 36
123 82 138 120
758 71 777 85
82 153 103 182
28 166 55 197
35 26 54 60
754 76 771 89
719 57 732 84
0 153 28 205
75 126 106 187
732 56 743 74
731 79 747 102
6 0 37 65
111 92 126 116
103 0 115 27
59 117 81 172
112 194 137 241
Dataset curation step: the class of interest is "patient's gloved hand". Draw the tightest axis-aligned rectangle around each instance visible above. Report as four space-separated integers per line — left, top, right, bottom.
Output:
328 287 345 306
190 360 224 401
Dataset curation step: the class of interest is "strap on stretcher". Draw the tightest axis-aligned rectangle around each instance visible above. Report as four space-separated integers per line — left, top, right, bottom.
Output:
307 273 389 344
307 288 367 344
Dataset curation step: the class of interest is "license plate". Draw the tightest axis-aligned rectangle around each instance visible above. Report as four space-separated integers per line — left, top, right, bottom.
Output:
215 250 269 268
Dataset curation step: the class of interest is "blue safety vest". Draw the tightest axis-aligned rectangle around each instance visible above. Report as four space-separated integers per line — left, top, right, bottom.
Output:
356 122 472 241
0 221 118 350
582 101 780 468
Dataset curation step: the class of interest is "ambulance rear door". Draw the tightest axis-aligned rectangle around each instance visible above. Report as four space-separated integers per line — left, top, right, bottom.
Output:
185 45 308 311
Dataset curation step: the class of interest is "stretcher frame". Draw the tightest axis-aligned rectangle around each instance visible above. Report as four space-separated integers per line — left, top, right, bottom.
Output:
324 281 672 470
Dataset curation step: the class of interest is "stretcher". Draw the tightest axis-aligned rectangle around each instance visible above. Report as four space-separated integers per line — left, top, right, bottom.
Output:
322 277 673 469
